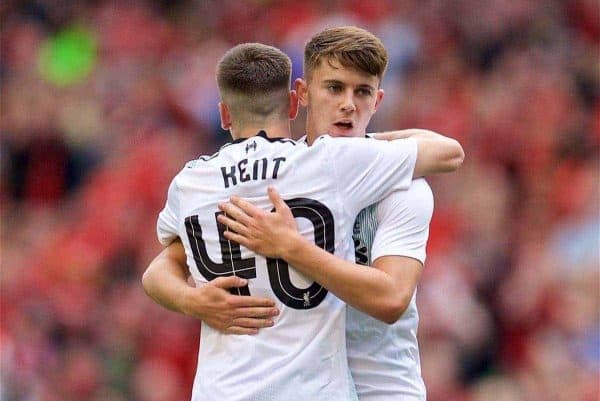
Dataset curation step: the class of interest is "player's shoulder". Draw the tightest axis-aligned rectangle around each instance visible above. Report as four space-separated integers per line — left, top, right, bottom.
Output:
182 142 231 169
375 178 433 215
311 134 333 145
312 134 370 144
312 134 377 154
190 131 302 167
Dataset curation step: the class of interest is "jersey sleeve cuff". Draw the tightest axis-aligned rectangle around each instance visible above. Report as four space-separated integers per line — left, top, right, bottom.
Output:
371 248 426 265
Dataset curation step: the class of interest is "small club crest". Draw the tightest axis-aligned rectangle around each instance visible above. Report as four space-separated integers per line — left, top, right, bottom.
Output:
245 141 257 154
303 291 311 307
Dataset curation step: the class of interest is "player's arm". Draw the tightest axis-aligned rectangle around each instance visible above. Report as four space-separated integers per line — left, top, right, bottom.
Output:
149 176 279 334
218 187 425 324
142 239 279 334
270 249 420 324
373 129 464 176
365 179 432 320
371 255 422 322
142 239 192 313
324 131 461 215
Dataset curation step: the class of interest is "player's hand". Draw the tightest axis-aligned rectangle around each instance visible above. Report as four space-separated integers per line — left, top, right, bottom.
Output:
217 186 299 258
180 276 279 335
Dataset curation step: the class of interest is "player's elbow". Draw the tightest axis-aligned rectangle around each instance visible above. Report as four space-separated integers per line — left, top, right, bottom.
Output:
141 267 154 297
415 137 465 176
448 139 465 171
141 260 163 299
378 293 412 325
439 138 464 173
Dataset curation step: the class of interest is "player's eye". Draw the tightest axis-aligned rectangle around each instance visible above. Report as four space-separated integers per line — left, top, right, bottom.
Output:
356 88 373 97
327 84 342 93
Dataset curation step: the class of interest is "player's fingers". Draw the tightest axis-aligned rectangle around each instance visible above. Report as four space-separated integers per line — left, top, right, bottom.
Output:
268 186 295 222
210 275 248 289
218 202 253 226
228 295 276 308
223 230 252 249
267 186 287 211
229 196 263 217
233 306 279 318
232 317 275 329
217 214 250 237
223 326 259 335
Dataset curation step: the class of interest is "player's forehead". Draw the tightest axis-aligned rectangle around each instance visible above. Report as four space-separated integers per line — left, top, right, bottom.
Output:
308 58 381 88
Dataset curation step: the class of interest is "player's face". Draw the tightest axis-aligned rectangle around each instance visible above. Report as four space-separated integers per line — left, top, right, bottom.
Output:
297 58 384 143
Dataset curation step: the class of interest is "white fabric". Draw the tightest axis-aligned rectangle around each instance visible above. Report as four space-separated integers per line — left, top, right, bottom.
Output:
347 178 433 401
157 133 417 401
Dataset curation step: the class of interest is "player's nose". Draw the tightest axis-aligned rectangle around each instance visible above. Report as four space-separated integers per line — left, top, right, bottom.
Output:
340 91 356 113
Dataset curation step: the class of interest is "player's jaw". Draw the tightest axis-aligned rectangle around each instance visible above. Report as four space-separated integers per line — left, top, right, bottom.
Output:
306 96 376 140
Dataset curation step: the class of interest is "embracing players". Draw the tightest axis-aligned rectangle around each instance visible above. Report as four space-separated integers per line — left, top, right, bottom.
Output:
145 27 464 401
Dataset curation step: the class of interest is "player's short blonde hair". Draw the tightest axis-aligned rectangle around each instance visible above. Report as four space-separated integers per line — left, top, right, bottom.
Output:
217 43 291 122
304 26 388 85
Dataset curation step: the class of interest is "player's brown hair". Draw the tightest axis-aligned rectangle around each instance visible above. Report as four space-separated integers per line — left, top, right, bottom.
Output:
304 26 388 84
217 43 291 121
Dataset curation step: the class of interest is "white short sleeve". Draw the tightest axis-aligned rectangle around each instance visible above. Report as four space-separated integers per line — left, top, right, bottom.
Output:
157 178 180 246
371 178 433 264
322 136 418 212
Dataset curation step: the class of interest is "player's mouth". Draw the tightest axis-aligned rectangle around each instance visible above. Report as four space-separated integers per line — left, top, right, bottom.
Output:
332 120 354 131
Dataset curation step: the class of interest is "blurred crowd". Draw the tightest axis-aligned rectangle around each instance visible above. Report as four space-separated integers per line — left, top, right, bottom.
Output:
1 1 598 400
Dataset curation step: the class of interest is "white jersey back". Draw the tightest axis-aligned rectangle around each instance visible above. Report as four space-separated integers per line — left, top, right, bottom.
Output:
347 179 433 401
157 131 417 401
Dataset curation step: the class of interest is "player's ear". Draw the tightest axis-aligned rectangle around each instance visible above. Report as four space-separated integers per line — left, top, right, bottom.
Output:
288 90 299 120
373 89 384 113
218 102 232 130
295 78 308 107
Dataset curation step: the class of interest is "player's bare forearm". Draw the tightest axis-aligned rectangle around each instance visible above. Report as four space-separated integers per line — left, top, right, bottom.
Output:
373 129 465 176
218 188 418 324
372 128 440 140
280 238 418 323
142 239 279 334
142 239 192 313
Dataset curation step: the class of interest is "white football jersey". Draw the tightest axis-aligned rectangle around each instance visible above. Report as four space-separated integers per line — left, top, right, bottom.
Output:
347 179 433 401
157 131 418 401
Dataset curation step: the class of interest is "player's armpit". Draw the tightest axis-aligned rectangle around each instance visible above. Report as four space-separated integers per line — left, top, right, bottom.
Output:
371 255 422 323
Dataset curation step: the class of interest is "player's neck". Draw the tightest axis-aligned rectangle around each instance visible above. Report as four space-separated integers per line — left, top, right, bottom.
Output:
230 121 292 141
305 118 319 145
305 131 319 145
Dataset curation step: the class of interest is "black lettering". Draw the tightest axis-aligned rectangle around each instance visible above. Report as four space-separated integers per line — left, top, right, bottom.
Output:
272 157 286 179
221 166 236 188
266 198 334 309
185 213 256 295
238 159 250 182
252 158 268 180
185 198 336 305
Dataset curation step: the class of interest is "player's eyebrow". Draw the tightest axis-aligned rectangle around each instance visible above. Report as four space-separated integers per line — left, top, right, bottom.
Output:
356 84 376 92
322 80 376 91
322 79 344 86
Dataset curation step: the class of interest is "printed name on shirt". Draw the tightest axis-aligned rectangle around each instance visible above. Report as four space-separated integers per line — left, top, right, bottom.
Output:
221 157 287 188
